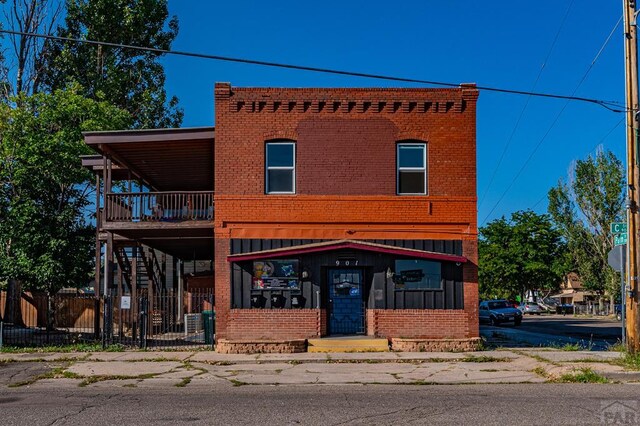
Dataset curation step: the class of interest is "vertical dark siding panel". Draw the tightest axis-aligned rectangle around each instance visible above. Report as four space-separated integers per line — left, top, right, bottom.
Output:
434 290 444 309
455 282 464 309
242 268 252 308
445 280 455 308
405 292 422 309
232 264 242 308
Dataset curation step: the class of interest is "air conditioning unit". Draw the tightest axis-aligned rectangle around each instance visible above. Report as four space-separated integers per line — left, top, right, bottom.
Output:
184 313 203 336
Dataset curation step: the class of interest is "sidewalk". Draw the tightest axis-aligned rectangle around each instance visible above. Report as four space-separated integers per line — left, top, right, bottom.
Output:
1 348 637 388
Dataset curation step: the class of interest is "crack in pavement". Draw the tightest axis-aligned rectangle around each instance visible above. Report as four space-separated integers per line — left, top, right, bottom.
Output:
48 404 96 426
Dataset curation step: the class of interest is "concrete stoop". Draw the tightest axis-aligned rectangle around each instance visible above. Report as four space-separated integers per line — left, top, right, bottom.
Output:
307 338 390 353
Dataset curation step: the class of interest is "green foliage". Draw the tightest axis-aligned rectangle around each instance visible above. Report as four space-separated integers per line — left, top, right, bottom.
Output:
0 86 130 293
548 150 625 297
557 368 609 383
40 0 182 128
479 210 567 300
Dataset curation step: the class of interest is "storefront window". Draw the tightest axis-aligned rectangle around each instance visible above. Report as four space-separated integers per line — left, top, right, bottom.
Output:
393 259 441 290
252 259 300 290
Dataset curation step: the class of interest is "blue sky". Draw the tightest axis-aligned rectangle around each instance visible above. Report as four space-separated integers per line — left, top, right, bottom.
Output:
163 1 624 224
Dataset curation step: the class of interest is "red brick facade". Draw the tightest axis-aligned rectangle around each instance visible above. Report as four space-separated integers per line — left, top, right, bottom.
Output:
214 83 479 344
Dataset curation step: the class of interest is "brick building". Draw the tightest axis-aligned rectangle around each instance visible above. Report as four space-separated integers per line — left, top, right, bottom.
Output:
214 83 479 353
85 82 479 353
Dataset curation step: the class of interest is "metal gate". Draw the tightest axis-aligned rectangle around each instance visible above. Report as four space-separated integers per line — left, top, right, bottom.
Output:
103 289 214 349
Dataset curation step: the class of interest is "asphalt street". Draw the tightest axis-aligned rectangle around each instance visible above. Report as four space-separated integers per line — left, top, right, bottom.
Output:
481 314 623 349
2 383 639 425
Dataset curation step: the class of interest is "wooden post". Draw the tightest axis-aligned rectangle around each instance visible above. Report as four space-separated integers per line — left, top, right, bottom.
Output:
117 246 123 338
624 0 640 352
131 245 138 338
105 232 113 296
94 174 102 337
148 248 154 336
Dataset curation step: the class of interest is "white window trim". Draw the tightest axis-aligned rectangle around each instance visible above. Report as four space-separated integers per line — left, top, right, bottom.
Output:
266 141 296 194
397 142 427 195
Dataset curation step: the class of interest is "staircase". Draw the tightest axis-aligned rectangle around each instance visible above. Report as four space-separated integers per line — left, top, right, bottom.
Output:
307 337 389 353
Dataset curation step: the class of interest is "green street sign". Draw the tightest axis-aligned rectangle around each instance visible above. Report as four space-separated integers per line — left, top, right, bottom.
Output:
611 222 628 234
615 233 628 246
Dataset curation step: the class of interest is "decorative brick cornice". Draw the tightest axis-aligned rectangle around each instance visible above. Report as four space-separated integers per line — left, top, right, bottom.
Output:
224 86 478 114
230 98 467 114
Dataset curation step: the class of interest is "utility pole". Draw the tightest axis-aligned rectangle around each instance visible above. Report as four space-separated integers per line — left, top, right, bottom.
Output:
624 0 640 352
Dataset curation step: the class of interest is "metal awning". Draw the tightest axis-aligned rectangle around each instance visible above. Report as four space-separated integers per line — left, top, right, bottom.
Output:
226 239 467 263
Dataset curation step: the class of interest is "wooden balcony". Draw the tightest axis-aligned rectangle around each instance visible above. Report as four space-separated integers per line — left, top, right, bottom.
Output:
105 191 214 223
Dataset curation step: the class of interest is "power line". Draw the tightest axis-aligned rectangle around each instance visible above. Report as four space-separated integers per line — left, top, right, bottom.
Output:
480 15 623 226
0 28 627 112
478 0 576 210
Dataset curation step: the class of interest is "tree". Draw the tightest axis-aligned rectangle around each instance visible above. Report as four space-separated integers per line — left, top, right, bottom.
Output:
0 85 130 297
479 210 568 301
1 0 62 97
39 0 182 128
547 149 625 308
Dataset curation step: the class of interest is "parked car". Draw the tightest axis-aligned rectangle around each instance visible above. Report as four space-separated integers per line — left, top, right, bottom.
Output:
479 300 523 326
519 301 543 315
507 300 520 309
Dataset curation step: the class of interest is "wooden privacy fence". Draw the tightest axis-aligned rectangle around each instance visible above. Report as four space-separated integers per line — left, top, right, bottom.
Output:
0 291 98 347
105 191 214 222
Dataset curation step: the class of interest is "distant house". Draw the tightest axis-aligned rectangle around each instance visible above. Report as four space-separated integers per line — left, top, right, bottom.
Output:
550 273 597 305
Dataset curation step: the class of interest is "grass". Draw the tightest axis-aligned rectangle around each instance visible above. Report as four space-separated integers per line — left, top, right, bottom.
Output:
607 341 625 352
462 355 512 363
616 351 640 370
175 377 192 387
7 366 82 388
556 343 582 351
78 373 157 387
531 366 549 378
0 343 125 353
556 368 609 383
229 378 247 387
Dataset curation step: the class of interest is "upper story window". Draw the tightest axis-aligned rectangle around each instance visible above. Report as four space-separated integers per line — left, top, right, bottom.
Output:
397 142 427 195
266 141 295 194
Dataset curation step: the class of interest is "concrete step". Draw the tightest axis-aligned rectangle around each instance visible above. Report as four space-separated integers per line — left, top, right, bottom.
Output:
307 338 389 353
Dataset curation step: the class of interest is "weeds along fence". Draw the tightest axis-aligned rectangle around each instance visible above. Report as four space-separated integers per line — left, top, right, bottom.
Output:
0 289 215 349
0 291 98 347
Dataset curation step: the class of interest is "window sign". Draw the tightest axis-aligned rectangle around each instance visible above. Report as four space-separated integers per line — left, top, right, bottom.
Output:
397 143 427 195
252 259 300 289
393 259 441 290
266 142 295 194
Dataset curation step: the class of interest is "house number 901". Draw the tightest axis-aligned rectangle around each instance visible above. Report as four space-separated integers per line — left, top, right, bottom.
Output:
336 259 358 266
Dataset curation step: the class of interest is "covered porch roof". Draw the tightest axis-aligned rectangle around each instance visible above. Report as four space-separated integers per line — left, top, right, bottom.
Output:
226 239 468 263
83 127 215 191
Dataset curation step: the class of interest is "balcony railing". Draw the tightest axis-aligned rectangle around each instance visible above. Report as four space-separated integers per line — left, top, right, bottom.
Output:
105 191 214 223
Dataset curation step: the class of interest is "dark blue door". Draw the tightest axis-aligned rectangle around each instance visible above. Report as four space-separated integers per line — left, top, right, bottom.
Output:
329 269 364 335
